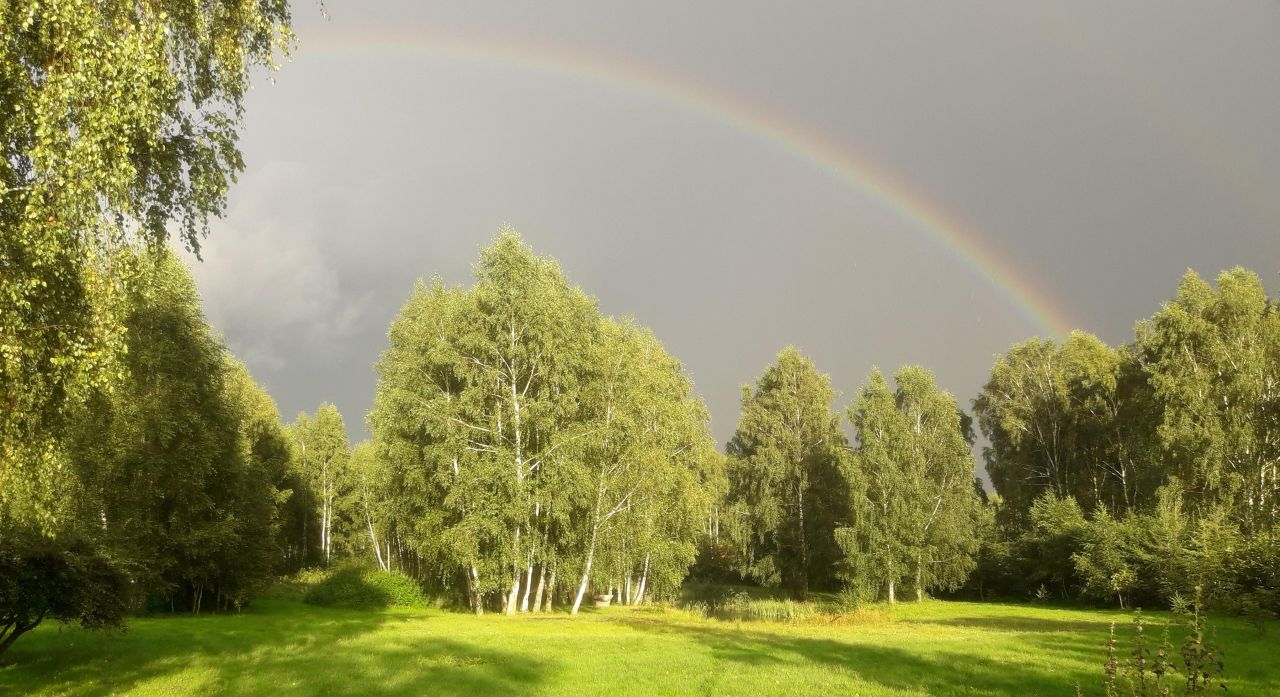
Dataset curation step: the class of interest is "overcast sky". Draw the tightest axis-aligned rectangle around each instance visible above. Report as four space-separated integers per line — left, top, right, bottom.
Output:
187 1 1280 448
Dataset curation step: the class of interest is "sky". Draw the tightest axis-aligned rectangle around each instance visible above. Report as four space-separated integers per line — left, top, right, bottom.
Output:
187 1 1280 450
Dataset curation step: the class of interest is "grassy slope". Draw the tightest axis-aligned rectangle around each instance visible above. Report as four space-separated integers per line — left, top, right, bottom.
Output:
1 599 1276 696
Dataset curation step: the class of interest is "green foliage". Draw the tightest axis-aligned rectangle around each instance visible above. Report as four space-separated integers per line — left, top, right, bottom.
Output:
974 332 1158 529
840 366 980 603
0 0 294 536
726 347 847 598
303 567 430 610
369 231 716 614
285 404 352 568
1074 508 1142 609
976 268 1280 618
0 532 127 656
58 251 284 614
1136 269 1280 534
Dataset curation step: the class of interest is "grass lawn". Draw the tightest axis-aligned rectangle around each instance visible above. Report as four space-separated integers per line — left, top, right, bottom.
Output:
2 597 1276 696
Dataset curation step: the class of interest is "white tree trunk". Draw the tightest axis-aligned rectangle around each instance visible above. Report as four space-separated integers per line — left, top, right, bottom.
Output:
571 553 594 616
369 520 387 571
634 553 650 606
545 569 557 613
532 566 547 613
470 564 484 616
520 560 534 612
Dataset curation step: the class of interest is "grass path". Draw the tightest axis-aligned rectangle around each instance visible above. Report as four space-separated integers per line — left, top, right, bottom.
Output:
2 599 1276 696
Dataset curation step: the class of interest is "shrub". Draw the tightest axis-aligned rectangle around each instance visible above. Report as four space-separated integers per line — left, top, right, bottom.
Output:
303 567 429 609
0 534 127 656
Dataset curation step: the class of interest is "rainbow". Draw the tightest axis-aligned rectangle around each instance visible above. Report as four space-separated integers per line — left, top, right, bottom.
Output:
306 28 1077 337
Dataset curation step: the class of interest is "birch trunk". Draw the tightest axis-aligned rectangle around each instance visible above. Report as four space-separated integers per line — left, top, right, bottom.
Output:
545 569 557 613
532 566 547 613
369 520 387 571
571 541 595 616
634 553 650 606
505 574 521 616
520 561 534 612
470 565 484 616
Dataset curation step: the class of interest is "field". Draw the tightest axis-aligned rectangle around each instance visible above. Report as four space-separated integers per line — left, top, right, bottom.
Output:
2 596 1277 696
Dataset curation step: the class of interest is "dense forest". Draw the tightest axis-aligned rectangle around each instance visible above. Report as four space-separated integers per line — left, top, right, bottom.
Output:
1 0 1277 668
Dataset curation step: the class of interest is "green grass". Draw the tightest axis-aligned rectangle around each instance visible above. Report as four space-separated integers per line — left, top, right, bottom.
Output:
1 597 1276 696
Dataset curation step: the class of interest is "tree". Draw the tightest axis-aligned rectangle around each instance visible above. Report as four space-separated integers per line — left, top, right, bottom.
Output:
61 251 286 614
726 347 847 599
371 232 601 614
217 357 293 607
1135 268 1280 534
288 405 351 567
1074 506 1140 608
346 441 398 573
65 250 242 611
1019 492 1088 600
841 367 979 603
974 332 1159 527
566 320 713 614
1 0 294 536
370 231 715 615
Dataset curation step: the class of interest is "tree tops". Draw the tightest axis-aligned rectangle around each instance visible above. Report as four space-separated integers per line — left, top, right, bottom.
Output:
976 268 1280 531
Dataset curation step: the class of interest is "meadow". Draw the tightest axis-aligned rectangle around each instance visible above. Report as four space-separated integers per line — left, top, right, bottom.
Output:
2 593 1276 697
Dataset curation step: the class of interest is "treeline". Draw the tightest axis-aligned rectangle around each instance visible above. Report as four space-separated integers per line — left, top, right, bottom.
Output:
968 268 1279 614
5 230 1276 658
702 267 1279 618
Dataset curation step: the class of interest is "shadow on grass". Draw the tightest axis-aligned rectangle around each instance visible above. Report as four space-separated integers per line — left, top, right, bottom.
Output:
0 601 547 696
899 614 1110 634
618 614 1101 696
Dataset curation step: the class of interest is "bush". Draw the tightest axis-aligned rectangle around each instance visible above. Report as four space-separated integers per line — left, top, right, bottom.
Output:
0 534 127 656
303 567 429 609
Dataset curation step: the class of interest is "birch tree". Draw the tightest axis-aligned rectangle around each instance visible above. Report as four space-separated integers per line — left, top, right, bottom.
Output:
1 0 293 538
288 405 350 567
841 367 979 602
567 320 712 613
726 347 847 599
370 232 714 615
62 251 284 615
974 332 1159 526
371 231 597 614
1136 268 1280 533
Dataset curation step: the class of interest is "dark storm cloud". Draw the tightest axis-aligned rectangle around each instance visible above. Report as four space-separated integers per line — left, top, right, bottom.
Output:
188 1 1280 446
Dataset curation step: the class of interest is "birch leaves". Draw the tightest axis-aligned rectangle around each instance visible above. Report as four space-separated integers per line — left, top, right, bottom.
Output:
842 367 979 603
370 231 715 614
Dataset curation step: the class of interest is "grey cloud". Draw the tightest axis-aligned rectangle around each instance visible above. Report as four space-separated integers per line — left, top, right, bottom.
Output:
190 1 1279 446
